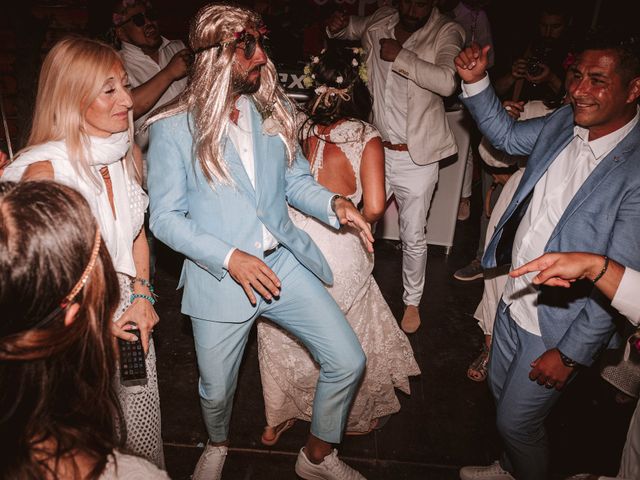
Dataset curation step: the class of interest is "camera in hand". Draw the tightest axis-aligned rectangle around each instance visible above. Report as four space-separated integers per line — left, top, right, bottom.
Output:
118 325 148 387
526 56 543 77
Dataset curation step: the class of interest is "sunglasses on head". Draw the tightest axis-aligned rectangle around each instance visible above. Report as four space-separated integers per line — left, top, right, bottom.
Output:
118 10 157 28
235 33 266 60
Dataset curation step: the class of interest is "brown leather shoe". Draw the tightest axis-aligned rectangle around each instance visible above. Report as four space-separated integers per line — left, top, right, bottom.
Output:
401 305 421 333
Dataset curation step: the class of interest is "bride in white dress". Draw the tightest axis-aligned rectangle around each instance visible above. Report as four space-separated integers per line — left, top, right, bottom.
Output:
257 46 420 443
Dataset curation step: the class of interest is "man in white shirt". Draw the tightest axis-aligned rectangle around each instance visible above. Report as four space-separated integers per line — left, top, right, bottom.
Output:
112 0 190 152
327 0 464 333
511 252 640 480
146 5 374 480
454 31 640 480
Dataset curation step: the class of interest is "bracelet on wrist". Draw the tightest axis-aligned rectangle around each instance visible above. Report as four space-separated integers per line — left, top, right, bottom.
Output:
130 293 156 306
134 277 154 293
592 256 609 284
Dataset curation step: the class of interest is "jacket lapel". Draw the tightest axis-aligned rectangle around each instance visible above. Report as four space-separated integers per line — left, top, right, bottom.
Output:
496 109 575 232
249 102 270 207
548 121 640 243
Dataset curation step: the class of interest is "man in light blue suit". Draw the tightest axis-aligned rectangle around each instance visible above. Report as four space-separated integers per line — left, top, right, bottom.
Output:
453 32 640 480
146 5 373 480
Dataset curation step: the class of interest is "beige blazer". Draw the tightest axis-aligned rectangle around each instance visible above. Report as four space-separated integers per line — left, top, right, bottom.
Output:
334 7 464 165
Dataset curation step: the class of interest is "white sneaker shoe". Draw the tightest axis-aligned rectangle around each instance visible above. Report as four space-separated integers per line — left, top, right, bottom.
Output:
460 461 515 480
192 443 228 480
295 448 366 480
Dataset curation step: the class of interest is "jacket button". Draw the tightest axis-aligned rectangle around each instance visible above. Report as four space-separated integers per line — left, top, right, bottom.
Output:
255 241 261 249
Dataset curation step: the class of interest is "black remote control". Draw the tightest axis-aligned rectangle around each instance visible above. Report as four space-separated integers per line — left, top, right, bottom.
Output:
118 326 148 387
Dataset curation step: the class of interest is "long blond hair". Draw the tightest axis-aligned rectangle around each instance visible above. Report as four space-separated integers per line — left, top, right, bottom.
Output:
22 36 138 187
147 3 298 186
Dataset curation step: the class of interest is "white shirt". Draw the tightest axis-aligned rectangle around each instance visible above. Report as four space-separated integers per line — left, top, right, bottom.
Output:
612 267 640 327
367 13 413 144
119 37 188 151
463 75 639 335
223 97 279 268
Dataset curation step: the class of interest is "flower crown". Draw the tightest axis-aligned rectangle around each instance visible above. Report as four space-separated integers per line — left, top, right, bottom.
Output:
302 47 368 89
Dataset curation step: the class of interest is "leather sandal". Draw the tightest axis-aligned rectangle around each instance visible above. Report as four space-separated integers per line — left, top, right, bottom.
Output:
467 344 490 382
260 418 296 446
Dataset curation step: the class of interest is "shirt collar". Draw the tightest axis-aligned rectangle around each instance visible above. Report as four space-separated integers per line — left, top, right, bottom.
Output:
573 107 640 160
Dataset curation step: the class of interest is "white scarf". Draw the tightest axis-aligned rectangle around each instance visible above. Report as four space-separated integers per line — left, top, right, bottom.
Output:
3 133 143 277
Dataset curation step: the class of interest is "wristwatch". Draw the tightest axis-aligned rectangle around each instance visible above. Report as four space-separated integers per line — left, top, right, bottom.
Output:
558 350 578 368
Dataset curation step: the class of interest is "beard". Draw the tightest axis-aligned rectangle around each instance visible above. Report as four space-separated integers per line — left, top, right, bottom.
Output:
232 65 261 94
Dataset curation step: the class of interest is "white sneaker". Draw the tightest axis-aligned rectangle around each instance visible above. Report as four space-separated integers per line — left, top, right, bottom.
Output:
295 448 366 480
192 443 227 480
460 461 515 480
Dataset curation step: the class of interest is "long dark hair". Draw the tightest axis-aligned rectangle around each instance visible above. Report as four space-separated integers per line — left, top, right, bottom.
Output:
0 181 123 480
299 44 373 151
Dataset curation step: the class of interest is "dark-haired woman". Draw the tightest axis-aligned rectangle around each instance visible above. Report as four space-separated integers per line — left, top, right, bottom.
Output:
257 47 420 444
0 181 168 479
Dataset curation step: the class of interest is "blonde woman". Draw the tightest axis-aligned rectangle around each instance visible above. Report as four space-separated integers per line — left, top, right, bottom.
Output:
2 37 164 468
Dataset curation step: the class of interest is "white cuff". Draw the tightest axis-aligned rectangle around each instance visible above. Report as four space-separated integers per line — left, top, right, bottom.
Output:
461 73 490 98
223 247 237 270
611 267 640 326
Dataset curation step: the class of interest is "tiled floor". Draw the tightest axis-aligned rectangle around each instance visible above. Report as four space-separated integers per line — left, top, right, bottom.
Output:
152 196 635 479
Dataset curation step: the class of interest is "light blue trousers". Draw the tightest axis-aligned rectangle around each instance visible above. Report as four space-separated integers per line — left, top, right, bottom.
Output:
489 301 565 480
190 247 365 444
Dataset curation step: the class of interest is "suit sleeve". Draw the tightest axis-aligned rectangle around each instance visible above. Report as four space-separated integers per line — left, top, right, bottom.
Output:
462 84 549 158
285 147 338 227
391 22 464 97
147 119 233 281
557 185 640 365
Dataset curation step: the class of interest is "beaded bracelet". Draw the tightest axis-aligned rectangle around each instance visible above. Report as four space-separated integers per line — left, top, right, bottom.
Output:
592 255 609 284
130 293 156 306
134 277 155 293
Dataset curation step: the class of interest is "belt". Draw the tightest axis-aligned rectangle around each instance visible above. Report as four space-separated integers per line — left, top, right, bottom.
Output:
382 141 409 152
264 244 281 258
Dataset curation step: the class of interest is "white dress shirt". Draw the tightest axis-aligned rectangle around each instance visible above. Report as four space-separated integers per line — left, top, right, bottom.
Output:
612 267 640 327
463 75 639 335
223 96 279 268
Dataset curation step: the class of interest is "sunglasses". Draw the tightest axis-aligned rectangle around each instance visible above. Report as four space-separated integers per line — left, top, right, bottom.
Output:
118 10 157 28
235 33 266 60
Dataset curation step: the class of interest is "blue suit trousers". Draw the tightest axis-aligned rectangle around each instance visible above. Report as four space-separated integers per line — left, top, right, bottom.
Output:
190 247 365 444
489 301 567 480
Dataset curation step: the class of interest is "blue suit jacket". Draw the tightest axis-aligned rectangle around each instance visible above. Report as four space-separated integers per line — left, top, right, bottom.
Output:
463 86 640 366
146 101 337 322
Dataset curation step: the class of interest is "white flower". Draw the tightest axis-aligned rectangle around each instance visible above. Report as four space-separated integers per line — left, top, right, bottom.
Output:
336 75 344 85
352 58 358 67
312 56 320 64
311 73 316 79
321 48 326 54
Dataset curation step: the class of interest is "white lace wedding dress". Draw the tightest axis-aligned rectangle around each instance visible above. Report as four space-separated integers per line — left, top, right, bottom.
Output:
257 119 420 434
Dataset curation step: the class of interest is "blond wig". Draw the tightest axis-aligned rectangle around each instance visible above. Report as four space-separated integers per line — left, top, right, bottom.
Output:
21 37 137 187
147 3 298 186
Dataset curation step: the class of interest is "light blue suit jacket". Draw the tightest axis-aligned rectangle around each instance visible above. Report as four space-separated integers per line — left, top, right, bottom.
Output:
463 86 640 366
147 101 337 323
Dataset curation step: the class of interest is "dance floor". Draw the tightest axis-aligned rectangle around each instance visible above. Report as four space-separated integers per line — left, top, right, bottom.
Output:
152 193 634 479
